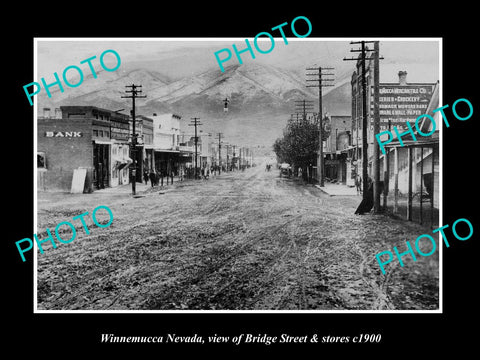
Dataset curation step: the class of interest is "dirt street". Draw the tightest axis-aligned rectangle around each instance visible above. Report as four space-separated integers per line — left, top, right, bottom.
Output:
36 161 439 310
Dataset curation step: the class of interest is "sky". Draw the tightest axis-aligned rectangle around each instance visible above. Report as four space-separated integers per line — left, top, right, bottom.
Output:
36 38 441 84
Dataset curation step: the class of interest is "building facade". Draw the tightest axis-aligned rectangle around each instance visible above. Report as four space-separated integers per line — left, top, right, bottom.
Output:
151 113 188 176
130 114 154 183
323 115 352 184
37 106 131 192
350 61 436 190
348 57 439 225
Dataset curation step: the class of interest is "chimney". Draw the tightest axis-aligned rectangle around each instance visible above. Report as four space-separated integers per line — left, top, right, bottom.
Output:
398 71 408 85
43 107 51 118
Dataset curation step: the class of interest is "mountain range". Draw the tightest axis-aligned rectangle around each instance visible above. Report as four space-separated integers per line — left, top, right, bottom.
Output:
37 62 352 151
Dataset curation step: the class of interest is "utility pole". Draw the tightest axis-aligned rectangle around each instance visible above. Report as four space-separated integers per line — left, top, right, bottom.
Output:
240 147 245 169
122 84 146 196
345 42 371 199
233 145 237 170
189 117 202 179
372 41 381 213
306 66 334 187
217 132 223 174
225 144 230 171
344 41 383 203
294 99 314 122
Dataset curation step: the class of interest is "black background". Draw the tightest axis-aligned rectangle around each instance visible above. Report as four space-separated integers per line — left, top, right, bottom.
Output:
6 4 477 356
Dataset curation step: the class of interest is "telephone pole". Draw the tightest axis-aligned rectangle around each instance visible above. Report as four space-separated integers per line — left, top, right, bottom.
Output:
225 143 231 171
233 145 237 170
189 117 202 179
121 84 146 196
290 113 301 124
240 147 244 169
217 132 223 174
306 66 334 187
344 41 383 205
372 41 382 213
344 42 371 199
294 99 315 122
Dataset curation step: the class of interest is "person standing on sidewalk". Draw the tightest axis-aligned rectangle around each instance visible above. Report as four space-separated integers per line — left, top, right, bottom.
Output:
143 169 149 185
149 169 156 187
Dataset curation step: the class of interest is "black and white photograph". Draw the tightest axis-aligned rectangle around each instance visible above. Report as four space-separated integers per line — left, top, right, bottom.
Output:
7 7 478 355
33 38 441 311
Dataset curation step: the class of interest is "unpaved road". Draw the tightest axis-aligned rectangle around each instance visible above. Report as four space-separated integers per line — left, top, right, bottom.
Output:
36 162 439 310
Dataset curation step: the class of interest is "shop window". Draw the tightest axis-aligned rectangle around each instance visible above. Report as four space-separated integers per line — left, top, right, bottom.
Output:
37 152 46 169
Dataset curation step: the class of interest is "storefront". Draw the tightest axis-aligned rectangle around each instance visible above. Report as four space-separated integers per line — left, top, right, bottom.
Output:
37 117 96 192
37 106 131 192
110 109 131 187
93 141 110 189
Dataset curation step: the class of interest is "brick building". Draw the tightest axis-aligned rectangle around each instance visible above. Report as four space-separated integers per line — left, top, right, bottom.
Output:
37 106 131 192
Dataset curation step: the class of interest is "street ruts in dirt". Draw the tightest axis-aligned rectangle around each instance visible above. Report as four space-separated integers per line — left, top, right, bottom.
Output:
36 159 439 310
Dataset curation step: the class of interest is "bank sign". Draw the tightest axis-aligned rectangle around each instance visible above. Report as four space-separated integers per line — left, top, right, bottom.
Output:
45 131 83 137
370 84 434 129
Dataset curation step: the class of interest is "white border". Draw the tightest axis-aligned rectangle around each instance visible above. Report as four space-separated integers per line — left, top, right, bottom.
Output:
33 37 443 314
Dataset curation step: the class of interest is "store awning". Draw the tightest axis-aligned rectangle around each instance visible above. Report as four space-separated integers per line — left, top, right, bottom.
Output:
153 148 180 153
94 140 114 145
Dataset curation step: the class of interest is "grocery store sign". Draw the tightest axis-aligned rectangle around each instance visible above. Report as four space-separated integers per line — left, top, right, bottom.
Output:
370 84 434 129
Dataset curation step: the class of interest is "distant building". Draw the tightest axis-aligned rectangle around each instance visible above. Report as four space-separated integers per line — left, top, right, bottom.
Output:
151 113 189 176
130 114 154 182
323 115 352 184
181 132 211 169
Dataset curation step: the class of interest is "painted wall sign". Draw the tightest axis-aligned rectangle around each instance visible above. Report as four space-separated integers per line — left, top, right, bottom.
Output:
45 131 83 137
370 84 434 129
